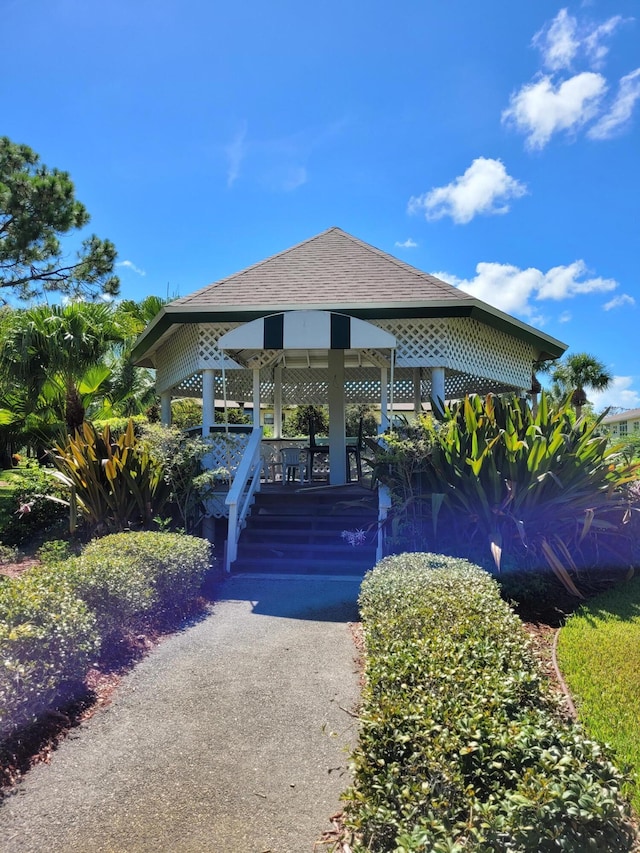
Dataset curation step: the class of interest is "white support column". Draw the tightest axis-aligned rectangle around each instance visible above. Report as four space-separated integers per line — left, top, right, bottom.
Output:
160 391 172 426
379 367 389 433
273 366 283 439
252 368 261 429
202 369 216 435
413 368 422 418
328 349 346 485
431 366 446 415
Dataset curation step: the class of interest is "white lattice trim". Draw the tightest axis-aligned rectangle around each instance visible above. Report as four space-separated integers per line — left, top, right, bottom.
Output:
198 324 243 369
173 364 526 405
374 319 451 367
373 317 532 389
447 318 532 389
155 324 200 394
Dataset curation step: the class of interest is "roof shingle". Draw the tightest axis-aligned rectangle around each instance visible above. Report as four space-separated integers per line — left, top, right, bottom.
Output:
171 227 470 308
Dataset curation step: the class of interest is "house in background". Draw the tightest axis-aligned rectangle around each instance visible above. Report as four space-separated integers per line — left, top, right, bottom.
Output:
602 408 640 437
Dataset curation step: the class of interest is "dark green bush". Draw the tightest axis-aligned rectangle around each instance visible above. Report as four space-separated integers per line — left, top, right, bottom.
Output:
0 465 69 546
59 531 211 637
0 569 99 740
344 553 633 852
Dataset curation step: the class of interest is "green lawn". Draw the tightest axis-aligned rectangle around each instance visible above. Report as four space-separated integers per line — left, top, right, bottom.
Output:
557 575 640 813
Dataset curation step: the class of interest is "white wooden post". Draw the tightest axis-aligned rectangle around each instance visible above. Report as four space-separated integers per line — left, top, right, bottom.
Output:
328 349 346 485
379 367 389 433
160 391 172 426
253 368 261 429
413 368 422 418
202 368 216 435
273 366 283 438
432 366 445 414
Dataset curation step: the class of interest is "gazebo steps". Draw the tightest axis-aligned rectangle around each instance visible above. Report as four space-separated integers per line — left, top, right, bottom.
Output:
231 487 378 575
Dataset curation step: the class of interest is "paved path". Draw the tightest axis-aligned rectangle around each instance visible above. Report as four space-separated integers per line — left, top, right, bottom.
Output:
0 575 362 853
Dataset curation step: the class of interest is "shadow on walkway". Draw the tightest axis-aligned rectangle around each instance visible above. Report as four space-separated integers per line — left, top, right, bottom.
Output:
206 573 363 622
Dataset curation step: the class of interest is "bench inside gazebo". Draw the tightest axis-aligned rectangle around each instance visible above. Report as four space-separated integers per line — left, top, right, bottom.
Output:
132 227 566 574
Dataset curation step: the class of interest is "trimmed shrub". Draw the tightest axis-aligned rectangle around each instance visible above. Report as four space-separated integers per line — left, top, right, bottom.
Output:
344 553 633 852
0 569 99 740
59 531 211 637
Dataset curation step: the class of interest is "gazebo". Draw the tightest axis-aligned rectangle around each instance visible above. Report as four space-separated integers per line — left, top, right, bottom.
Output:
132 227 567 568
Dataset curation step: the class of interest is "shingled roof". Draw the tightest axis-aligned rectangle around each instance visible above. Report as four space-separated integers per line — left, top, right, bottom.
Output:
171 227 468 309
132 227 567 365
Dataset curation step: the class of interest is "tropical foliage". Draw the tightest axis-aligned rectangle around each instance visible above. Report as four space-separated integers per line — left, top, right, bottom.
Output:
550 352 612 418
50 420 170 534
373 393 639 595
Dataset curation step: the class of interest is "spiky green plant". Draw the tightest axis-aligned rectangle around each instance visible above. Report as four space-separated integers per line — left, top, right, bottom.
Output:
50 419 170 534
373 394 639 595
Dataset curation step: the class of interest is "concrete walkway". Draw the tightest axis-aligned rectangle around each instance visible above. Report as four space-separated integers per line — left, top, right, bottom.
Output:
0 575 362 853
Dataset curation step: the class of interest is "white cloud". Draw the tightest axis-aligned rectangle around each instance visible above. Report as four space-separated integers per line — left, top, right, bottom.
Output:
226 123 247 188
408 158 527 225
502 72 606 149
590 376 640 412
603 293 636 311
533 9 628 71
433 260 618 318
584 16 626 68
588 68 640 139
395 238 418 248
117 260 146 276
534 8 580 71
558 310 572 323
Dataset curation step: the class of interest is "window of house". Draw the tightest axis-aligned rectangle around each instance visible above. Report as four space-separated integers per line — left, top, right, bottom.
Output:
263 413 274 425
634 421 640 432
619 422 628 436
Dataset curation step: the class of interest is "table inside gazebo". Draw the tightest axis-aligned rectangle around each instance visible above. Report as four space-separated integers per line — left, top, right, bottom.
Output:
260 438 361 482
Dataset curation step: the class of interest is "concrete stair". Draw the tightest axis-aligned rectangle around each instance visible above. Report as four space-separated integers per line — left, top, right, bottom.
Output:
231 487 378 575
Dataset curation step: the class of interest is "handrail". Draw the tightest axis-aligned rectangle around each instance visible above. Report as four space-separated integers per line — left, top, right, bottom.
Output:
225 427 263 572
375 431 392 563
376 483 392 563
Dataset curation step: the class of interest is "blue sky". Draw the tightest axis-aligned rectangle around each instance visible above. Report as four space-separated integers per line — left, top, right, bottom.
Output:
3 0 639 410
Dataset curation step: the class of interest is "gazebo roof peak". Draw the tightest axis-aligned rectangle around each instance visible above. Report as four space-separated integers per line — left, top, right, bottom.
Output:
170 226 470 309
132 227 568 366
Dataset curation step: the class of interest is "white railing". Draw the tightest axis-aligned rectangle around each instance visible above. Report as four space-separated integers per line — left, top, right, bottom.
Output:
224 427 263 572
376 483 392 562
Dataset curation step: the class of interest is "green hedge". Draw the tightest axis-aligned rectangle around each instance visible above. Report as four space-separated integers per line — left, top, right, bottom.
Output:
0 570 99 740
58 531 211 637
344 554 633 852
0 531 211 741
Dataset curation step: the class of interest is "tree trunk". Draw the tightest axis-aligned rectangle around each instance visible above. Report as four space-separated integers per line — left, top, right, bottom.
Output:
65 384 85 434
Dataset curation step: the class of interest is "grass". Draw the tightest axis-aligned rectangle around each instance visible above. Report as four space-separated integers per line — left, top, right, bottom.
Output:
557 574 640 813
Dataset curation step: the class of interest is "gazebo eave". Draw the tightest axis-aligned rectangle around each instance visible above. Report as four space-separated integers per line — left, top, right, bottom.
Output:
132 299 567 368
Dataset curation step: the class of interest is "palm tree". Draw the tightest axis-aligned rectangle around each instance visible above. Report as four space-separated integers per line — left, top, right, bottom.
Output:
105 295 166 417
529 358 556 416
550 352 612 419
0 302 129 433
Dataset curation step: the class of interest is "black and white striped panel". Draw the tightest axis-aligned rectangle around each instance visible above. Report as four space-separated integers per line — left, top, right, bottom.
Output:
218 310 396 351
